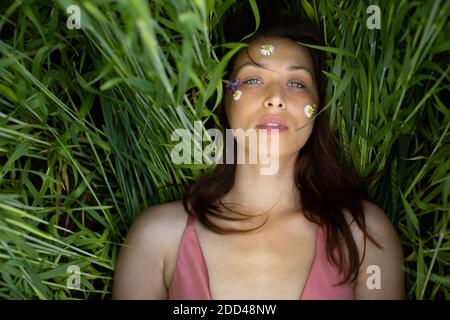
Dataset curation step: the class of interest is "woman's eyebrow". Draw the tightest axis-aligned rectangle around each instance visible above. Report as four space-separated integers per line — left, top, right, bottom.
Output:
235 62 313 77
287 65 313 75
233 62 264 74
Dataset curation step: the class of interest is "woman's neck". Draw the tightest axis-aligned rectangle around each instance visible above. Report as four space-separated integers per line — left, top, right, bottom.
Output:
221 154 302 220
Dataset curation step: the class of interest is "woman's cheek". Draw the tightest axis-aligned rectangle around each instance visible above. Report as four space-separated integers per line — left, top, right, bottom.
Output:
230 87 251 103
237 86 263 101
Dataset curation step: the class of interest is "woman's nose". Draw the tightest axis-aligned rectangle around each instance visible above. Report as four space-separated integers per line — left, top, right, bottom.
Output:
263 86 286 109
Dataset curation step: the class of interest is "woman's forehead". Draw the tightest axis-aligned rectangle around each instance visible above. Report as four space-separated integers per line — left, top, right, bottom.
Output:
231 37 315 76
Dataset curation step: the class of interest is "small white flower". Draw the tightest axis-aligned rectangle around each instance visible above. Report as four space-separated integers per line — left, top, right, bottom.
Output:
259 44 275 56
233 90 242 101
304 104 317 118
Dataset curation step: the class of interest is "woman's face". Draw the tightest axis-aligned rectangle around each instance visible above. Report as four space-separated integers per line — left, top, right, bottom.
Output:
224 36 319 159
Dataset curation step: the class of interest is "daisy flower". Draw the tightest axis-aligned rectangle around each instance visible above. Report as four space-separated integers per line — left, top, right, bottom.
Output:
233 90 242 101
304 104 317 118
260 44 275 56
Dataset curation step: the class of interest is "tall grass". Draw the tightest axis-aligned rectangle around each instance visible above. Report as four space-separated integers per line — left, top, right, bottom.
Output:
0 0 448 299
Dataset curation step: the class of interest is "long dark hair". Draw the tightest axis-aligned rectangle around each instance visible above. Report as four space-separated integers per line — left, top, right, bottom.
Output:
182 4 381 285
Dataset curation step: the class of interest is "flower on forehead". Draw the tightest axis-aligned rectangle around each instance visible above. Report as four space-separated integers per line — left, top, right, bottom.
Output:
233 90 242 101
226 79 241 94
304 103 318 119
260 44 275 56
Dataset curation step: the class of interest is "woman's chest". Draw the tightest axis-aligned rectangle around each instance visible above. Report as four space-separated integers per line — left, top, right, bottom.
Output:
193 216 319 299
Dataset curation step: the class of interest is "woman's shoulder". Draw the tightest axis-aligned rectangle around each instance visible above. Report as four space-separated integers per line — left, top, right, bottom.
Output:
341 200 400 249
120 200 190 263
335 200 401 273
132 200 190 242
347 204 405 298
112 200 189 299
344 201 404 294
345 200 399 241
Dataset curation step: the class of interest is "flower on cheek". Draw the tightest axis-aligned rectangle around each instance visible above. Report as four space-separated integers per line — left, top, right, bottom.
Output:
226 79 242 100
304 103 317 119
233 90 242 101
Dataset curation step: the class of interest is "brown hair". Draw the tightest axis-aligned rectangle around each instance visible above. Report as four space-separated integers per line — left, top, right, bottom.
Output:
182 4 381 285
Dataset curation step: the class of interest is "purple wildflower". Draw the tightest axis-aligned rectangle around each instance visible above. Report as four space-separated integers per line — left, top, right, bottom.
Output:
226 79 241 94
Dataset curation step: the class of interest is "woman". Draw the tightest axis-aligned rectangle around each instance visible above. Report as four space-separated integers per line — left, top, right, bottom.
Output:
112 13 405 300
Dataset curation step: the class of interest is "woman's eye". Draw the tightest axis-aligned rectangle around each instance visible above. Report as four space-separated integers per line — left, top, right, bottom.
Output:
243 78 261 85
289 81 305 89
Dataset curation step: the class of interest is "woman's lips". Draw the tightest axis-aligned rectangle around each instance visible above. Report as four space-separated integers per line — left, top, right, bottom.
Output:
256 124 288 132
256 115 289 132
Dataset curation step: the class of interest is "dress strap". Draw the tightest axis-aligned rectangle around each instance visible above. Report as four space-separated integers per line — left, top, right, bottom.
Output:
186 213 197 226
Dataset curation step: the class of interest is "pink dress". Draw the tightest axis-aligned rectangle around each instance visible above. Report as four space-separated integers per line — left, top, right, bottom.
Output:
168 213 354 300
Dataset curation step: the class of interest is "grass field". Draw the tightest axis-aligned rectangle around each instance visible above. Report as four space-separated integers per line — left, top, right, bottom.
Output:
0 0 449 299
